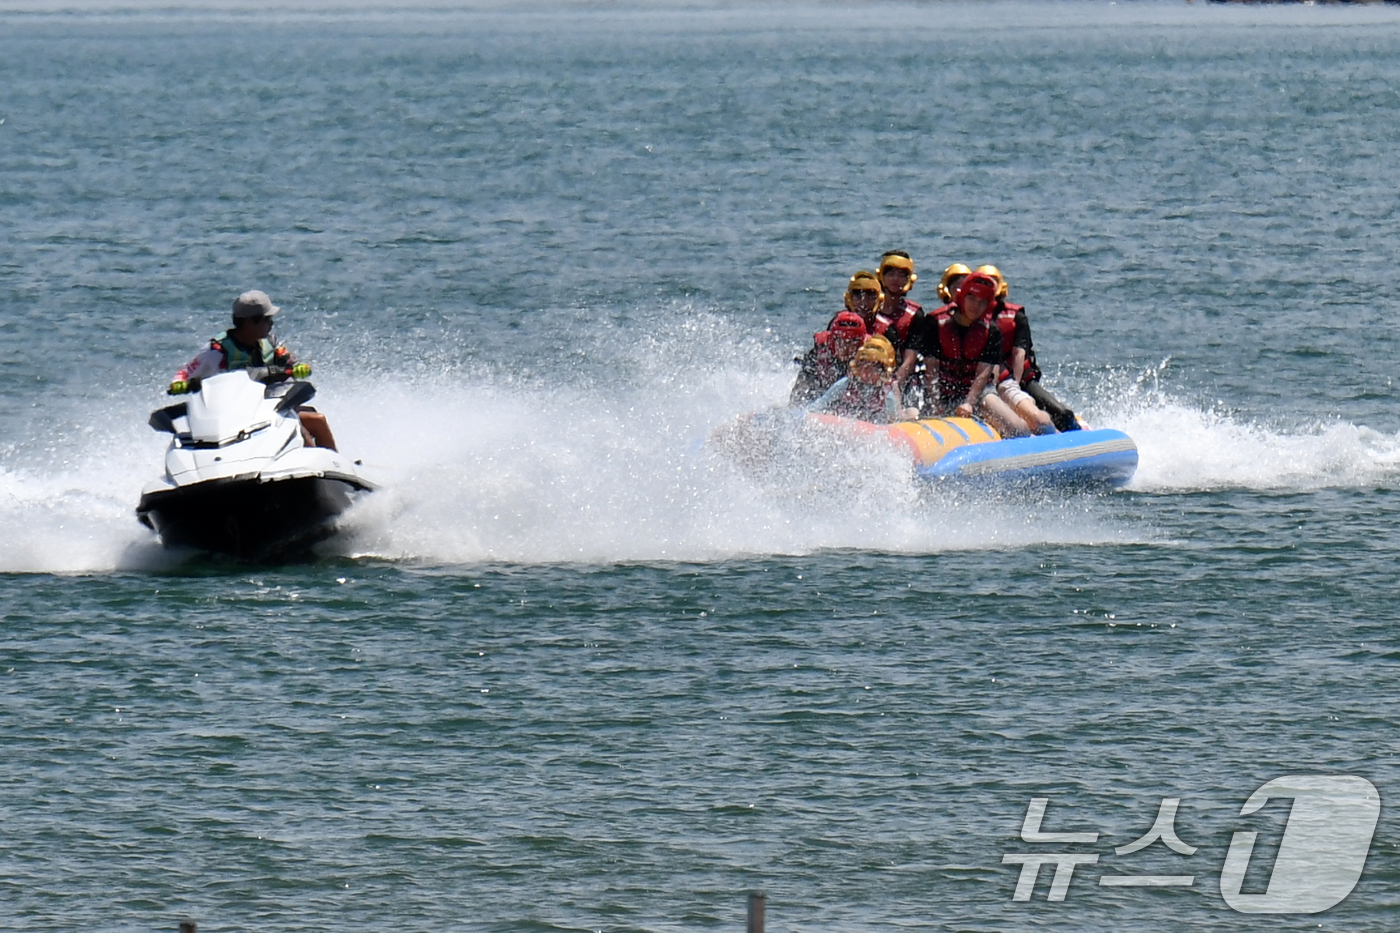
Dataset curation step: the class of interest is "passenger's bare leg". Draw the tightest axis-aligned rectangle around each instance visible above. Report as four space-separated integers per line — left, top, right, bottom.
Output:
298 411 338 451
997 380 1058 435
1011 394 1056 433
978 393 1031 437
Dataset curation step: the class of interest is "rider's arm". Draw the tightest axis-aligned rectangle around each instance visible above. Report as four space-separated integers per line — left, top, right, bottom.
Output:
172 348 224 388
960 325 1004 412
894 347 918 385
1010 348 1028 385
1011 311 1034 383
805 377 849 414
885 384 905 422
957 363 995 417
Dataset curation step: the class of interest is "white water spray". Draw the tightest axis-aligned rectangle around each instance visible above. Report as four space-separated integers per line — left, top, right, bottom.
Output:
3 325 1395 573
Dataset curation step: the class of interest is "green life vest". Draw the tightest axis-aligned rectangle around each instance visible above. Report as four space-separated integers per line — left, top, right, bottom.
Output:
210 331 284 370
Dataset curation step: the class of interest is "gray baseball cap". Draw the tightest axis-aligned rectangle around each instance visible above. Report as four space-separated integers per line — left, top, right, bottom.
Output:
232 290 280 319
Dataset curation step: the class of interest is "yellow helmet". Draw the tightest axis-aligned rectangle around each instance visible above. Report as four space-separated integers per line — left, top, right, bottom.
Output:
877 251 917 295
844 270 884 313
938 263 972 303
974 264 1008 299
850 334 896 379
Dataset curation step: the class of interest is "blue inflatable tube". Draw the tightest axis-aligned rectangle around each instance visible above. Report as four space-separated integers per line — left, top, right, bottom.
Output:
915 427 1139 486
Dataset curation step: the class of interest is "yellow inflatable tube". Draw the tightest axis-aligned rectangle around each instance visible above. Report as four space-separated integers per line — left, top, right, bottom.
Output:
808 414 1002 470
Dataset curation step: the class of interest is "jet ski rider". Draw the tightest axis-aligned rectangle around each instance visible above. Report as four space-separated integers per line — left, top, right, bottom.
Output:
169 289 338 451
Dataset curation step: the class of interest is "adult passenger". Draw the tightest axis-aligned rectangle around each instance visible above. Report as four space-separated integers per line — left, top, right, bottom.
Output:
170 289 337 450
910 273 1023 433
877 251 924 390
895 261 973 396
875 251 922 352
976 265 1079 432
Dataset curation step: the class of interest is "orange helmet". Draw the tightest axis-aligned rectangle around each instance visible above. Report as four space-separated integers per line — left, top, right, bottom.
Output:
938 263 972 303
877 251 916 295
973 264 1008 299
843 270 884 314
850 334 896 381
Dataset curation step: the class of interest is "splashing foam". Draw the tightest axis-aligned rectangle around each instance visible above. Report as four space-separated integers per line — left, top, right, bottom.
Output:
0 397 173 574
322 315 1128 564
15 324 1396 573
1084 361 1400 493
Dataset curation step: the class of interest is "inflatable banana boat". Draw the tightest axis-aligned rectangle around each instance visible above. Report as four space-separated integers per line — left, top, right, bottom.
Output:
811 413 1137 485
715 410 1137 487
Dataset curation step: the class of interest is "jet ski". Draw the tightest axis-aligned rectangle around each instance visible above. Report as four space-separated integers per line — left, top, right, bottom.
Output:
136 367 375 561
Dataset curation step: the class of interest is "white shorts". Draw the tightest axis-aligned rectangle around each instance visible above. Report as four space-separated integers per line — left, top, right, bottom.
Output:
995 376 1034 410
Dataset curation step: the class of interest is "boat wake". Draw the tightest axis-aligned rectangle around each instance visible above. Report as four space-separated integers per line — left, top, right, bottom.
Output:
1076 361 1400 493
3 326 1398 573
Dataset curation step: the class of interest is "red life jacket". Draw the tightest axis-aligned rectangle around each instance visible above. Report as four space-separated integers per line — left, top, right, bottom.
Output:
987 300 1043 384
991 303 1020 370
936 315 994 394
871 297 920 346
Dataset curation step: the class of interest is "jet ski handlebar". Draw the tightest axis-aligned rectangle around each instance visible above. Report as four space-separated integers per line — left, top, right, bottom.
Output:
153 366 318 434
167 363 311 396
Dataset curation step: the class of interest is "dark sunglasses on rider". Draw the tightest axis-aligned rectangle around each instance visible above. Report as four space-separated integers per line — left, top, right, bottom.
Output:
850 289 879 298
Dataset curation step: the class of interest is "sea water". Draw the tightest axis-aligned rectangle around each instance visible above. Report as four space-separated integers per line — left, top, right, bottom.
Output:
3 2 1400 930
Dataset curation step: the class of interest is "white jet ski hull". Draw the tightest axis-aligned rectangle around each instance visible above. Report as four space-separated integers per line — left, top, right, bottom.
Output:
136 370 375 561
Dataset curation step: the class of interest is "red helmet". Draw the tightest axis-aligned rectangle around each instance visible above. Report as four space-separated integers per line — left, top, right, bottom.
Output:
954 272 999 306
829 311 868 342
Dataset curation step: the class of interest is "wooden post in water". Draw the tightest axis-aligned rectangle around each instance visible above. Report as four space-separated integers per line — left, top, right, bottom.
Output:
747 890 765 933
178 922 196 933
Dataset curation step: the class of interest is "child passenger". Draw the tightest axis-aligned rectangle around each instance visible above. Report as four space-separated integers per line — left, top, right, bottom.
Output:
805 334 913 424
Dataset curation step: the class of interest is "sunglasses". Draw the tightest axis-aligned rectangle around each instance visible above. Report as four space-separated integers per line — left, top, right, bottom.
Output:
849 289 879 298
